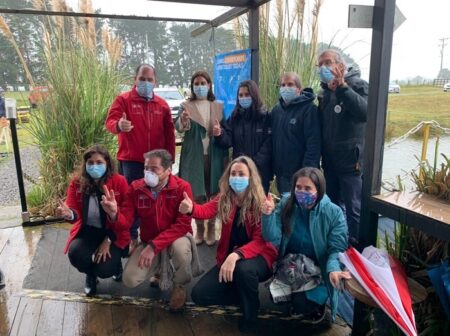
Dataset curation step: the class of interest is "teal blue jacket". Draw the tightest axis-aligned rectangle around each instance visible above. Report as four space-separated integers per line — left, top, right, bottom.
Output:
262 194 348 320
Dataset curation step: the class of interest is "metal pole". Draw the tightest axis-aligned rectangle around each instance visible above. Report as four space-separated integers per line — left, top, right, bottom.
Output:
419 123 431 180
9 118 30 223
354 0 396 334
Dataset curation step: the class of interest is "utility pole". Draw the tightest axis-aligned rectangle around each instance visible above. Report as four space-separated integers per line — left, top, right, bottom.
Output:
438 37 449 76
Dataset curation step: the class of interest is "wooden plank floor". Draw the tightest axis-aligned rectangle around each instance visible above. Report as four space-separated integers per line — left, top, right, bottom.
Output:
0 225 351 336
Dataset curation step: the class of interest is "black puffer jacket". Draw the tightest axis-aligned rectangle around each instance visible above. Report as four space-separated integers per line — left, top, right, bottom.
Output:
271 89 321 193
215 107 272 192
318 67 368 175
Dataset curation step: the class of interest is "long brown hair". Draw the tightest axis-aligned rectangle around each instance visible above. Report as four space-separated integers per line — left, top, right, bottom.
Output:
217 156 265 225
76 144 115 194
281 167 326 235
231 80 266 120
189 70 215 101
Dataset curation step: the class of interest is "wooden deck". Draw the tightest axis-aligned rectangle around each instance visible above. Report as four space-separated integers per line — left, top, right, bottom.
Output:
0 224 351 335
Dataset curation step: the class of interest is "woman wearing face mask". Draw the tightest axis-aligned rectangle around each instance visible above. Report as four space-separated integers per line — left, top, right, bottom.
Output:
178 156 278 333
213 80 273 193
175 70 227 246
57 144 130 296
261 167 350 324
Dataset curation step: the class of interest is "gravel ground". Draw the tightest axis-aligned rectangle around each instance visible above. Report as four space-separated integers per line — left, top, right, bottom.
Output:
0 146 41 206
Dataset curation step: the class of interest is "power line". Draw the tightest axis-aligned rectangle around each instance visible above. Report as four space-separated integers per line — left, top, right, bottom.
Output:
438 37 450 75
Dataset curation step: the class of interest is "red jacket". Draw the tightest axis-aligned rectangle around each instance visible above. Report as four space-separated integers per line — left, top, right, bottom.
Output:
192 196 278 268
116 174 193 254
105 87 176 163
63 174 130 253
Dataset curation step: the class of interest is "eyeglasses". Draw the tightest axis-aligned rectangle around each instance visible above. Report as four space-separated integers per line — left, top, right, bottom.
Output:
316 60 337 67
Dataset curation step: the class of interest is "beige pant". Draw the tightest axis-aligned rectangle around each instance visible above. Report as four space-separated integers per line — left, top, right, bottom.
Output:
123 236 192 288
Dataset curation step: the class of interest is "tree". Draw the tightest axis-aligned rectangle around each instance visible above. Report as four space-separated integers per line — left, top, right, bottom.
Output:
437 68 450 79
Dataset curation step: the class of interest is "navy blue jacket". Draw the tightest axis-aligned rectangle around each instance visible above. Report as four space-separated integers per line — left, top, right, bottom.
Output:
0 96 5 118
318 67 368 175
271 89 321 193
215 107 272 192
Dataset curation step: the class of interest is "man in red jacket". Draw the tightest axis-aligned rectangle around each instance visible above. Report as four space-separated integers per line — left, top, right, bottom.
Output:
109 149 195 311
105 64 176 247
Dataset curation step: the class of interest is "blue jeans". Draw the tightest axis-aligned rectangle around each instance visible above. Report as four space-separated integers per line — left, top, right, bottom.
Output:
324 170 362 242
120 161 144 240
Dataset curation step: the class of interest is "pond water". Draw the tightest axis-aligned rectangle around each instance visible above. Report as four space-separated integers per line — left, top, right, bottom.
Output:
382 136 450 190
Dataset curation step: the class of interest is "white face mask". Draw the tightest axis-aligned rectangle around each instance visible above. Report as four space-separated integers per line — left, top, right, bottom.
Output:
144 170 159 188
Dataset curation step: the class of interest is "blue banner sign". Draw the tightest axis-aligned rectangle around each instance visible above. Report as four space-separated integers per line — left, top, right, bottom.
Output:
213 49 251 119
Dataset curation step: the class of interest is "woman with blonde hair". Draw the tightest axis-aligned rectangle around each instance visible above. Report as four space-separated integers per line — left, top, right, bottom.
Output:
179 156 277 333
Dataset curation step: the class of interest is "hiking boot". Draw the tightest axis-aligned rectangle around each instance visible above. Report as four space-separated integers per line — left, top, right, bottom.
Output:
194 220 205 245
84 274 98 297
169 285 186 311
149 274 160 288
206 219 216 246
112 264 123 282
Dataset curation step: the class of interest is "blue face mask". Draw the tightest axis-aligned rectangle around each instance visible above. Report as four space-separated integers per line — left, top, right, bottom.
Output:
295 190 318 209
319 66 334 83
137 81 154 99
193 85 209 99
86 163 107 179
229 176 249 193
239 97 252 109
279 87 298 103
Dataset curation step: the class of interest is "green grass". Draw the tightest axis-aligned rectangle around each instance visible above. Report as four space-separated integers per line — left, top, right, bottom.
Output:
386 85 450 139
4 91 30 107
0 123 35 163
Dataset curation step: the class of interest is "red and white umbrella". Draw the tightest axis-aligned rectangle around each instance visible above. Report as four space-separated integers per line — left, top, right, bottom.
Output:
339 246 417 336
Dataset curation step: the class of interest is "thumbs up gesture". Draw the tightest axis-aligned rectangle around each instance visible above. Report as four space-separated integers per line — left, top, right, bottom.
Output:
212 119 221 136
56 199 72 219
179 191 193 215
100 185 118 219
261 193 275 215
180 107 190 127
118 112 133 132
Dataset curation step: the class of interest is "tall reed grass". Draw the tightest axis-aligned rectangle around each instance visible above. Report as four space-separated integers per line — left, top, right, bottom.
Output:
2 0 125 214
234 0 323 108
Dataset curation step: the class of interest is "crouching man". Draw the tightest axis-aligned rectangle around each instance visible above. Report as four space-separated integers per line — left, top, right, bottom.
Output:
108 149 201 311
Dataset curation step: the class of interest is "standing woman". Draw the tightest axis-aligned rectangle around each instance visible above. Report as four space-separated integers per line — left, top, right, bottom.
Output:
57 144 130 296
179 156 278 333
175 70 227 245
213 80 272 193
261 167 350 323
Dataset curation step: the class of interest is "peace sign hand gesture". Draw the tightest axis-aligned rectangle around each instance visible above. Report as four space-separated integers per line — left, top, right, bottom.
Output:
100 185 118 220
56 199 72 220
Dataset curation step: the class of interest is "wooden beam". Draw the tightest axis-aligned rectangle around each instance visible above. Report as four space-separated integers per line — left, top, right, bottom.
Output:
0 8 209 23
152 0 270 7
249 7 259 84
191 6 248 37
354 0 396 335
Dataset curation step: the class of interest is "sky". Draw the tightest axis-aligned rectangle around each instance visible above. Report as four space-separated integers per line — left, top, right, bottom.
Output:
65 0 450 81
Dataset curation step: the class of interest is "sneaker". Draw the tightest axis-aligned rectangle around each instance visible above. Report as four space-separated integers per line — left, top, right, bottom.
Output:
293 306 330 326
169 285 186 311
84 274 98 297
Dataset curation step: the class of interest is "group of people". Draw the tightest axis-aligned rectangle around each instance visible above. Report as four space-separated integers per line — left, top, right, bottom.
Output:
57 48 368 333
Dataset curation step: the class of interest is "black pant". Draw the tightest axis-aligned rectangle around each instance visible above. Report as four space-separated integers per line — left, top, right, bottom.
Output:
68 228 123 278
191 255 271 321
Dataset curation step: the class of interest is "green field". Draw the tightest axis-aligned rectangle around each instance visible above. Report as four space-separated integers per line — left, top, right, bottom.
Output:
386 85 450 139
4 91 30 107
